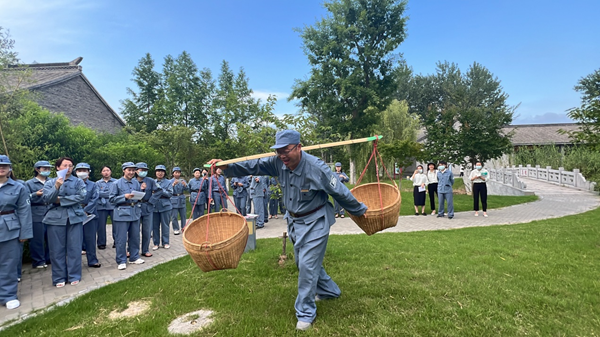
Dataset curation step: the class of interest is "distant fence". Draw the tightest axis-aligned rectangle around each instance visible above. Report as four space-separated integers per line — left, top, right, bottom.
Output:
464 167 528 196
498 165 597 192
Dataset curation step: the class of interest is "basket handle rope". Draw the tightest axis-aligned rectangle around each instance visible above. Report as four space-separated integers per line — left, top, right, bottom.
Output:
199 164 247 271
355 136 397 228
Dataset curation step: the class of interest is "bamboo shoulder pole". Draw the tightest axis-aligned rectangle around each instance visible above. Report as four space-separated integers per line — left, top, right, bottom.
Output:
204 135 382 167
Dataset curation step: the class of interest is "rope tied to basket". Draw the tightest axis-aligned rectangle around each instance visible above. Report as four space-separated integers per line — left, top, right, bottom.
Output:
355 136 397 230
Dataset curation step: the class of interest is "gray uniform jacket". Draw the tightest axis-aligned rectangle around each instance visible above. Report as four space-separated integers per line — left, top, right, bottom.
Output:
188 177 208 205
437 169 454 194
25 177 49 223
96 178 117 211
109 177 142 222
42 176 88 225
250 176 267 197
82 179 99 216
230 177 249 198
170 178 188 208
154 179 173 212
224 151 367 246
138 177 162 216
0 178 33 242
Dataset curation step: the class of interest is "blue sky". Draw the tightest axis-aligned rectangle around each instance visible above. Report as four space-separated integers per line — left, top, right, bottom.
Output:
1 0 598 125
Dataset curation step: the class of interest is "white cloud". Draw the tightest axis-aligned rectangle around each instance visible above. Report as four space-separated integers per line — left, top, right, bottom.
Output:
251 90 290 102
513 112 575 125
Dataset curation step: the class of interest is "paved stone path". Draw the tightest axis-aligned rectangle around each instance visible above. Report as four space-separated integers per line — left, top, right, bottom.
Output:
2 178 598 327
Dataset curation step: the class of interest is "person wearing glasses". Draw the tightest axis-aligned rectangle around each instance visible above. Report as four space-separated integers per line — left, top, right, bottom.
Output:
208 130 368 331
42 157 87 287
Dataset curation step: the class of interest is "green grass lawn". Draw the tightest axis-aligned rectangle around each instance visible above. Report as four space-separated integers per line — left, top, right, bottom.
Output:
6 205 600 336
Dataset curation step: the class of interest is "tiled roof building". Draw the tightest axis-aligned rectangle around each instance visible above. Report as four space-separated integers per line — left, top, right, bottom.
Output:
502 123 579 147
3 57 125 134
416 123 580 147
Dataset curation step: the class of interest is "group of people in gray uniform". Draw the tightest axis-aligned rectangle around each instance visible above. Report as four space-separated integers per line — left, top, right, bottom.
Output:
0 156 220 311
3 129 362 331
230 174 286 228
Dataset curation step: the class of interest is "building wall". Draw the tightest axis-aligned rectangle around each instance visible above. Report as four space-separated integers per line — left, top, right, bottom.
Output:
33 76 123 134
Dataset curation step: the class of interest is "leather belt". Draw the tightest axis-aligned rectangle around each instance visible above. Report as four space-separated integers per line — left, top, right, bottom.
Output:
288 204 324 218
0 210 15 215
117 202 137 207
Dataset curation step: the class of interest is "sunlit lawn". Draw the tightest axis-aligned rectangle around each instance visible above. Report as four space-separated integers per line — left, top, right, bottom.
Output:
5 205 600 336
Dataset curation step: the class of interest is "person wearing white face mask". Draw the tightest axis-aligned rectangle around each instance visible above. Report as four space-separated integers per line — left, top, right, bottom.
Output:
410 165 428 215
469 162 488 217
43 157 87 287
25 161 53 269
75 163 101 268
436 161 455 219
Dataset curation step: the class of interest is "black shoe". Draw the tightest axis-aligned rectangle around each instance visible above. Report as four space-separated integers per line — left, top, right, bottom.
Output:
422 213 427 216
256 225 264 229
88 263 101 268
98 245 106 250
448 216 453 219
264 219 269 223
436 214 444 218
415 212 419 216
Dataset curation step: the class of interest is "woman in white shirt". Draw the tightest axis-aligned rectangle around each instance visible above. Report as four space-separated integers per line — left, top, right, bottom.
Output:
426 163 438 215
410 165 428 216
469 162 488 217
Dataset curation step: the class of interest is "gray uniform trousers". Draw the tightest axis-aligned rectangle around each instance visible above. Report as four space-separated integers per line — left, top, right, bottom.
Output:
0 239 20 304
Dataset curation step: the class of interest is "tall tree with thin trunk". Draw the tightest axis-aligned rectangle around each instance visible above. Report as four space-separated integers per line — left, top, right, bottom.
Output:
120 53 162 133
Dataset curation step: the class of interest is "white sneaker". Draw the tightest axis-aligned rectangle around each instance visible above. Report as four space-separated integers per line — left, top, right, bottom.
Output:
6 299 20 310
296 321 312 331
129 259 145 265
35 264 48 269
173 230 180 235
315 295 322 302
117 264 126 270
474 212 479 217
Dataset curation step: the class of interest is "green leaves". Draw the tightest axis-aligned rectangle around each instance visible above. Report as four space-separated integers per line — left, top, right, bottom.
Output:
416 62 515 166
291 0 409 140
563 68 600 150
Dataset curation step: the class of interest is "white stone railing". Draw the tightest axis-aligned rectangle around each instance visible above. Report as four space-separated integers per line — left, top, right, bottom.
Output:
463 168 528 195
488 168 528 190
500 165 597 192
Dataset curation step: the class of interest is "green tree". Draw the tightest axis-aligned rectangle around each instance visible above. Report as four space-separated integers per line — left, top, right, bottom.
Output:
0 27 34 158
160 51 209 131
290 0 408 140
562 68 600 149
290 0 409 181
417 62 514 167
5 101 100 178
375 99 421 170
120 53 162 133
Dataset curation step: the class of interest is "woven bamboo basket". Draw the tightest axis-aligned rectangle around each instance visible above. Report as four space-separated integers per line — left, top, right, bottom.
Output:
349 182 401 236
182 211 249 272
